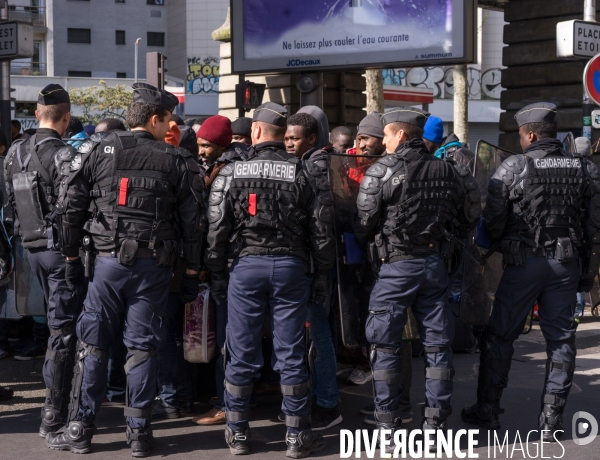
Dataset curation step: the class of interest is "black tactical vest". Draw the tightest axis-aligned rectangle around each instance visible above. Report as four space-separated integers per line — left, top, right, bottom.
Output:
507 151 587 246
227 146 309 259
85 131 181 250
382 149 462 257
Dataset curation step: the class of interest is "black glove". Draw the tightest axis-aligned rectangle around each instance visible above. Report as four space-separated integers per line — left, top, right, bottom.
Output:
578 276 594 293
180 274 200 304
0 255 11 280
311 271 330 308
65 258 86 295
210 271 229 305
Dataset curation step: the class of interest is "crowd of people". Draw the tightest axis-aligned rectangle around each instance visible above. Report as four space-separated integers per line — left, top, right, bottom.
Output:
0 82 598 459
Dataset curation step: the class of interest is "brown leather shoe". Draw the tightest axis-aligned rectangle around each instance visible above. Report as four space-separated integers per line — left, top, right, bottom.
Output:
191 407 226 426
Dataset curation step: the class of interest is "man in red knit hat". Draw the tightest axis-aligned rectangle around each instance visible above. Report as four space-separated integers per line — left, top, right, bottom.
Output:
197 115 233 166
193 115 249 428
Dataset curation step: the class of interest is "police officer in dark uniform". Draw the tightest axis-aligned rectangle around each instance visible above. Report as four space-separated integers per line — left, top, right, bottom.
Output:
45 83 206 457
462 103 600 441
354 107 481 451
206 102 335 457
4 84 84 438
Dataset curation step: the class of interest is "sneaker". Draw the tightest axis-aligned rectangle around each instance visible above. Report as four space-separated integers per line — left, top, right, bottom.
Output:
0 349 9 360
346 369 372 385
152 399 180 420
14 343 46 361
574 316 581 324
311 405 342 431
286 429 326 459
360 404 374 415
192 407 226 426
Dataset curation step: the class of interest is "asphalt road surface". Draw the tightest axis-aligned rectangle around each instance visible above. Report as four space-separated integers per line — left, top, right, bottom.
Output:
2 319 600 459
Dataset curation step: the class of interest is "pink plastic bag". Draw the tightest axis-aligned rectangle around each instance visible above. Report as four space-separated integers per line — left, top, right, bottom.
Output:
183 283 216 363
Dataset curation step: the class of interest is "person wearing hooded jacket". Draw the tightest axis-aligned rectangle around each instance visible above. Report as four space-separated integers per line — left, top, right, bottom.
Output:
285 107 343 431
422 116 475 173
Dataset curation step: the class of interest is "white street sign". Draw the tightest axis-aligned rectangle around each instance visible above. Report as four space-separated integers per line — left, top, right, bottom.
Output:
0 21 33 60
557 20 600 58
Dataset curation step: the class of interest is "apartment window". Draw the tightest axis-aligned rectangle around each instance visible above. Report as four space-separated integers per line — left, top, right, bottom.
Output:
68 71 92 77
147 0 164 5
67 28 91 44
147 32 164 47
116 30 125 45
116 72 126 78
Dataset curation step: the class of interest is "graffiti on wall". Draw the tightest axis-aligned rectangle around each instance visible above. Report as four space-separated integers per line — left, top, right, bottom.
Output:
187 56 219 94
382 67 503 100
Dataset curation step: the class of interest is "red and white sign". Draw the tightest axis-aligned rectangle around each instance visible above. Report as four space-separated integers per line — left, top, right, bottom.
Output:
583 53 600 106
383 85 434 106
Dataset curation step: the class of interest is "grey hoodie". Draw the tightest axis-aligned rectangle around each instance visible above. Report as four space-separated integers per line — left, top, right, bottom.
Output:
297 105 330 150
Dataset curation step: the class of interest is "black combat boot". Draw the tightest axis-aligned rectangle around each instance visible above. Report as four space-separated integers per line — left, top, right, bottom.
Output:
39 405 65 438
374 409 402 455
225 425 251 455
422 407 452 453
45 420 95 454
461 401 503 429
462 338 505 430
126 426 155 458
285 428 326 459
539 394 566 443
376 421 402 456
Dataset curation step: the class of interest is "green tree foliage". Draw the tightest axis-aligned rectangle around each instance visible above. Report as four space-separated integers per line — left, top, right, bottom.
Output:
69 80 133 125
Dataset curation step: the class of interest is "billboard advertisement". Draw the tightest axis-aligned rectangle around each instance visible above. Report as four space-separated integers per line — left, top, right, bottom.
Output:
231 0 476 74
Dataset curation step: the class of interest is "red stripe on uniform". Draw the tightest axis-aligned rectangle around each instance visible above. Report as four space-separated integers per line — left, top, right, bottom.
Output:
248 193 257 216
118 177 129 206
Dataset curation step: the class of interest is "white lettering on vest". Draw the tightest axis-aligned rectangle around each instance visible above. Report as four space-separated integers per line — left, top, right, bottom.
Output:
533 158 582 169
233 160 297 182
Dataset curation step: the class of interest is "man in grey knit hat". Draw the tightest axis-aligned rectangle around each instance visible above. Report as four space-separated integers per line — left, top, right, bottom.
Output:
356 112 385 156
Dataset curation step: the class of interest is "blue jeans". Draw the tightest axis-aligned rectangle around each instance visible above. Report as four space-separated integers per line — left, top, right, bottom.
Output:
307 277 339 409
157 292 193 406
214 297 228 411
575 291 586 318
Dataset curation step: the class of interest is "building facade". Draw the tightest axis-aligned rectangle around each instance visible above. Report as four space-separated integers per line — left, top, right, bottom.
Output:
10 0 168 79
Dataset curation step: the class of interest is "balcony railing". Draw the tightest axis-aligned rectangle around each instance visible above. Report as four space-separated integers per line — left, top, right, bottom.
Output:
9 5 46 27
10 61 47 76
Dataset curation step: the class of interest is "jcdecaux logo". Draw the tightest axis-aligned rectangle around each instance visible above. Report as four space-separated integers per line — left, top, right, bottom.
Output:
286 58 321 67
